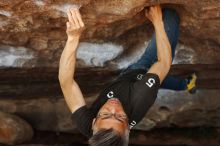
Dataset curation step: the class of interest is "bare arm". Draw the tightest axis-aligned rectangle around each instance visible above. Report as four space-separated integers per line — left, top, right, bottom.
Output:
58 8 86 113
145 6 172 83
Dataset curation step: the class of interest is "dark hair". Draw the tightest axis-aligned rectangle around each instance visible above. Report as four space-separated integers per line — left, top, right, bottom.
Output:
89 128 129 146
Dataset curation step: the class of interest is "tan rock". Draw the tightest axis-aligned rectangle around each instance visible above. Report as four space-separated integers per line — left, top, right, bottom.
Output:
0 0 219 67
0 89 220 133
0 111 33 145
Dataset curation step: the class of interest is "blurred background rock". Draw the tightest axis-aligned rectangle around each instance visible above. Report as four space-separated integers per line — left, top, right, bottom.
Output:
0 0 219 145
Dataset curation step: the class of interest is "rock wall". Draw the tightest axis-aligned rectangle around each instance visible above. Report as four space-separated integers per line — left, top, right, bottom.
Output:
0 111 33 145
0 0 219 67
1 90 220 133
0 0 220 145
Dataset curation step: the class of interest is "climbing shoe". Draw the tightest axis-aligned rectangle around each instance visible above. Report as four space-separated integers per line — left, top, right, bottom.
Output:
187 73 197 94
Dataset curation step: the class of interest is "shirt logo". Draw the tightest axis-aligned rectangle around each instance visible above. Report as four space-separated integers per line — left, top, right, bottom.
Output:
107 91 114 98
146 78 156 88
137 74 143 80
129 120 137 129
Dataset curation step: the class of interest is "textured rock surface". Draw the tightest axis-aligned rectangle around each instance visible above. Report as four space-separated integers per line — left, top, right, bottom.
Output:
0 0 220 145
0 64 219 100
0 111 33 145
0 0 219 67
0 90 220 133
11 128 220 146
0 64 220 134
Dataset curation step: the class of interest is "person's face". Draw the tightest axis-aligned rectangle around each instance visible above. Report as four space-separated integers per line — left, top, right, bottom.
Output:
92 98 129 134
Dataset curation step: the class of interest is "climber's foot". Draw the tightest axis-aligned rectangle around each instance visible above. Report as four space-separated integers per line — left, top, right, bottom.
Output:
187 73 197 94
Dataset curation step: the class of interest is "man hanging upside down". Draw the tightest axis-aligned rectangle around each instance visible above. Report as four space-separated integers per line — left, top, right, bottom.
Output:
58 5 197 146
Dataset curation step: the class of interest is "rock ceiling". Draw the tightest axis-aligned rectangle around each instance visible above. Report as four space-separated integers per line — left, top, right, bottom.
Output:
0 0 219 67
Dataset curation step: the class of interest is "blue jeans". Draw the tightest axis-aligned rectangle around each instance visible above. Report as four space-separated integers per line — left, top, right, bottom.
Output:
121 9 187 91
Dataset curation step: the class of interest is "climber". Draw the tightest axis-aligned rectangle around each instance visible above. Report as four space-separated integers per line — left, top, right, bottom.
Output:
58 5 197 146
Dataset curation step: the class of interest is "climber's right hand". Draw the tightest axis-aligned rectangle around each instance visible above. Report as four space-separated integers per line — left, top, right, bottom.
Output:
145 5 163 26
66 8 85 39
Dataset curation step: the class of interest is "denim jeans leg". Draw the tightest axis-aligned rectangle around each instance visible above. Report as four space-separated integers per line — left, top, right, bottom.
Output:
122 8 180 73
161 75 188 90
160 10 187 90
120 9 187 90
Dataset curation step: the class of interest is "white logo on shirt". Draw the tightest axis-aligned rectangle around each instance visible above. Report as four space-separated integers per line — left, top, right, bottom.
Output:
129 120 137 129
146 78 155 88
107 91 114 98
137 74 143 80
